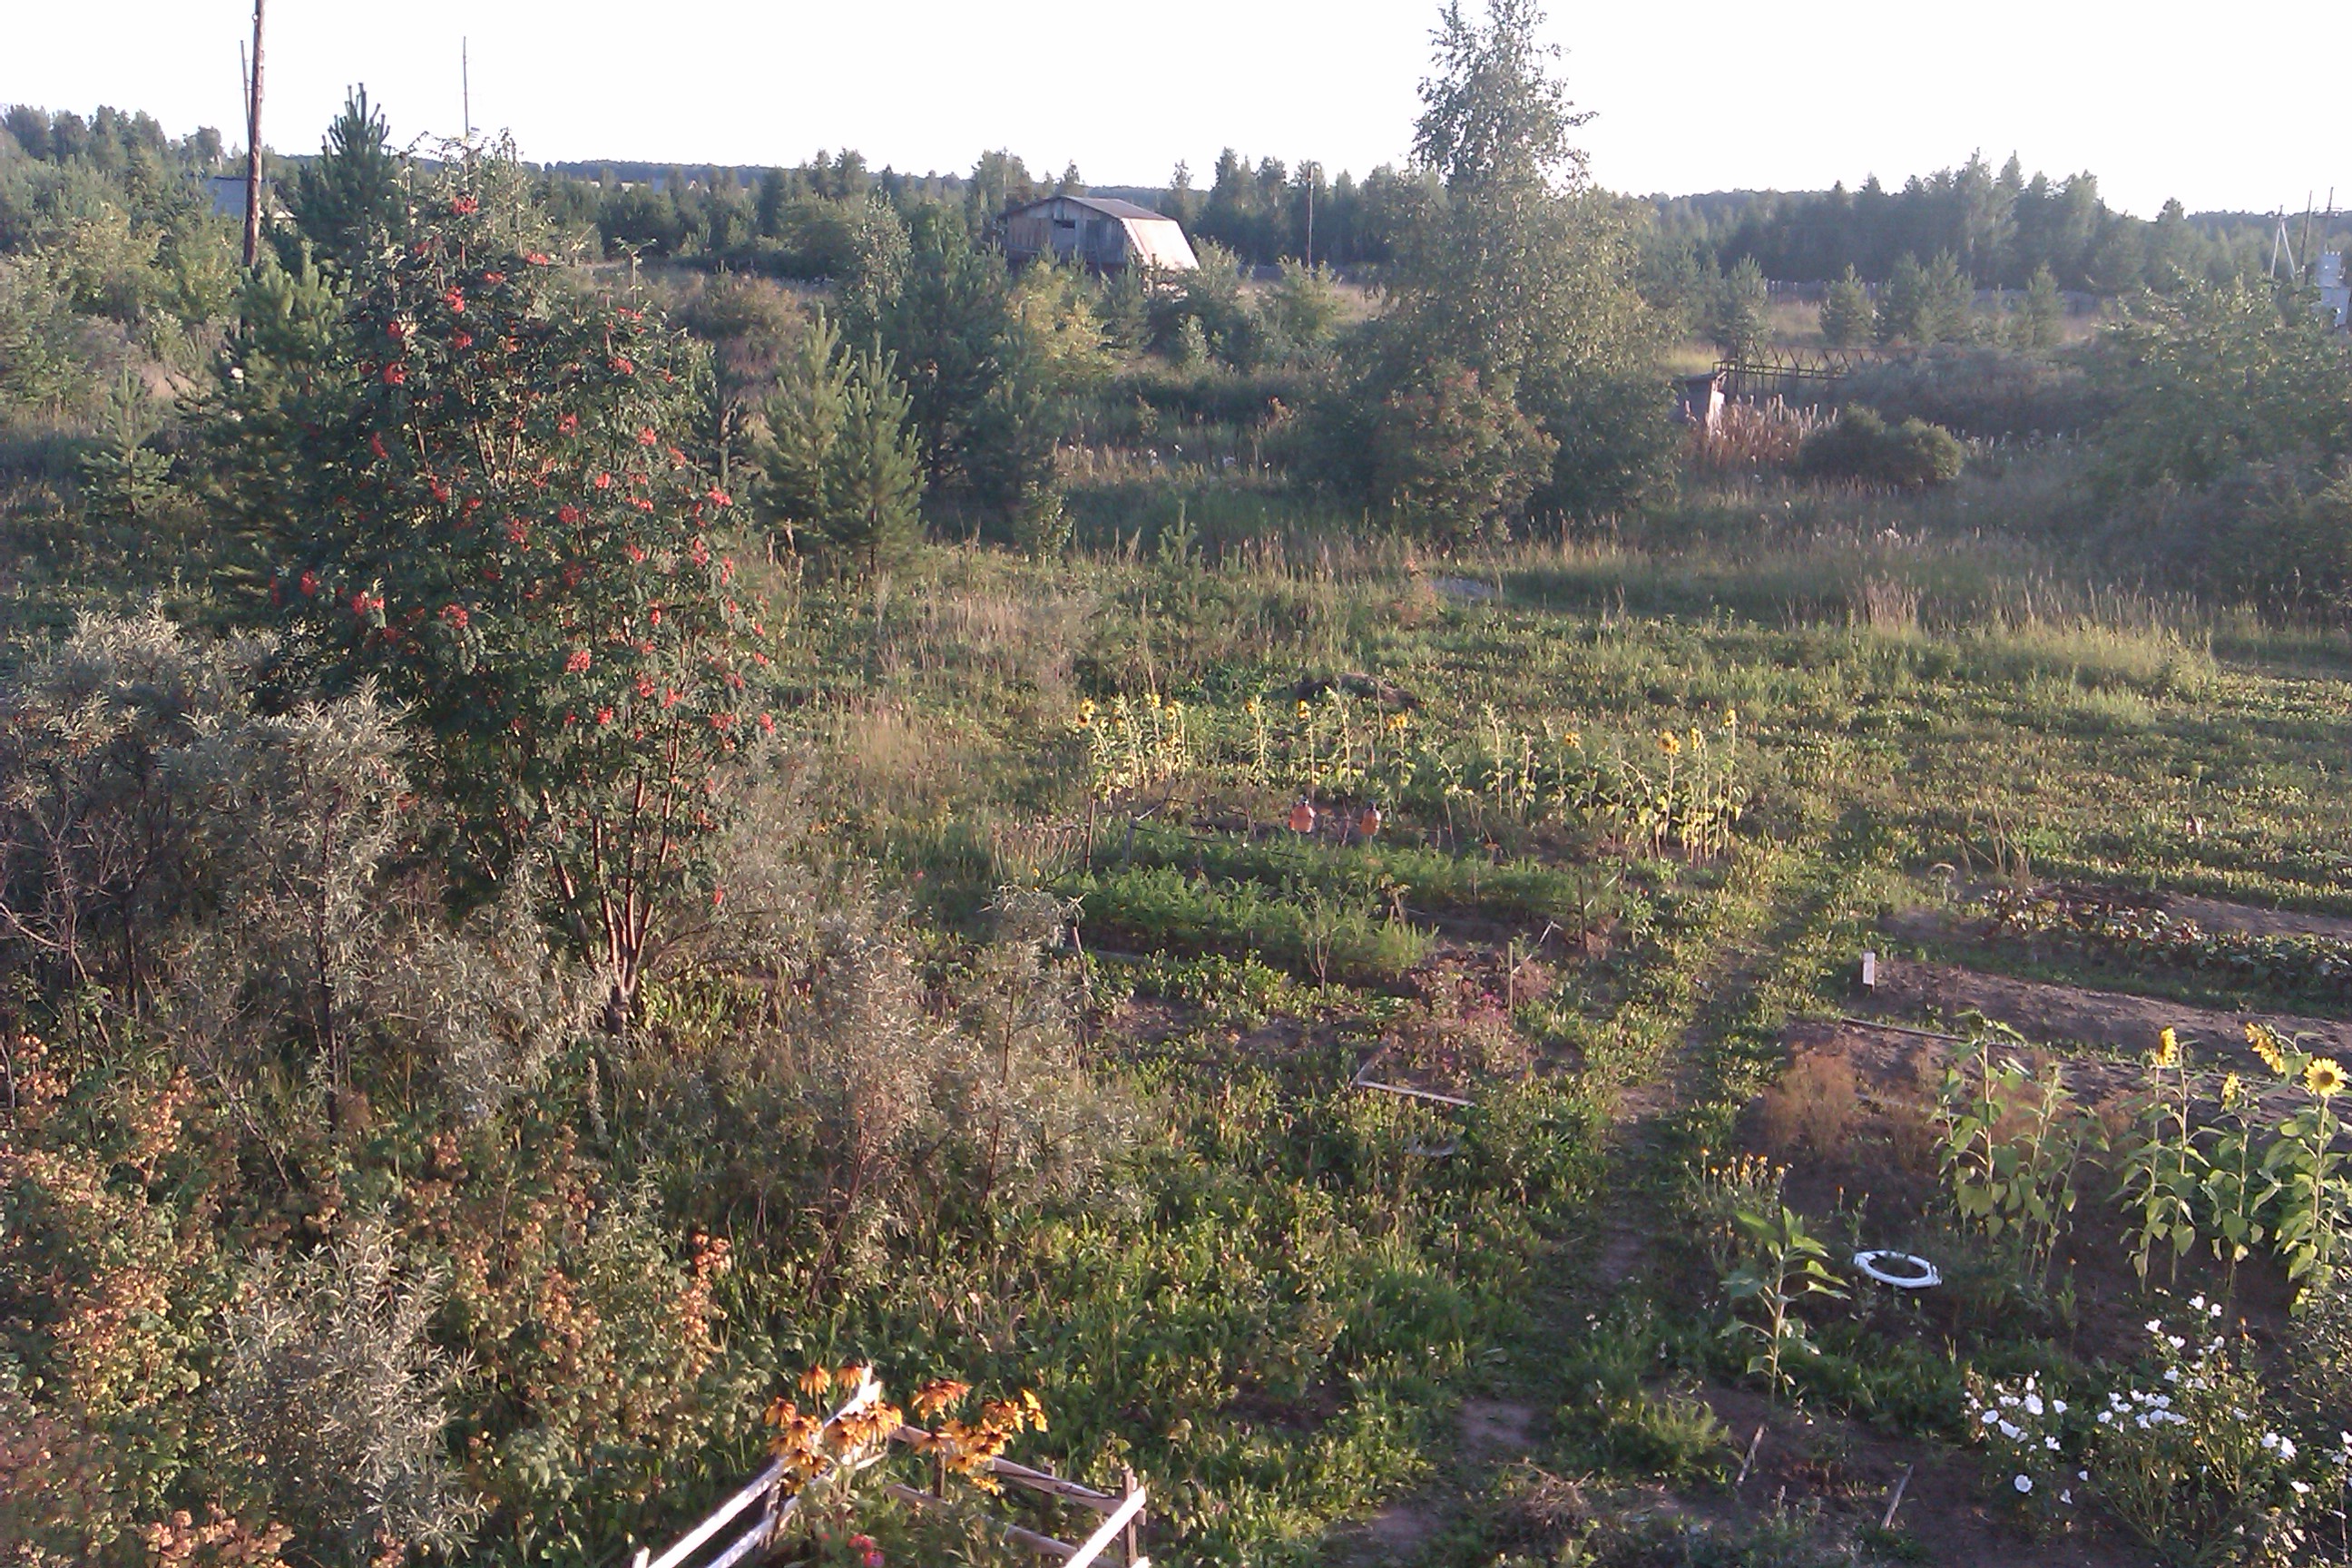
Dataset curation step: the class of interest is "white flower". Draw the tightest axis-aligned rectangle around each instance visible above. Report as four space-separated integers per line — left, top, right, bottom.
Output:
2145 1319 2163 1333
1982 1409 2001 1426
2165 1368 2180 1382
2053 1399 2068 1415
2000 1421 2024 1441
2061 1488 2073 1504
2044 1436 2061 1451
2024 1394 2044 1416
2190 1295 2206 1310
2014 1474 2034 1494
2294 1481 2313 1496
2167 1336 2186 1350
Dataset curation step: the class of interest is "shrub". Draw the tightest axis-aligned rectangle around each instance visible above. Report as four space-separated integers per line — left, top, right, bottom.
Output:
1798 405 1965 489
223 161 764 1025
1306 358 1557 544
216 1218 484 1563
1839 345 2102 440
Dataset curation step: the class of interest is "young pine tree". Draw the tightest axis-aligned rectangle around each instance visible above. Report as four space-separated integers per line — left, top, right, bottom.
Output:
1704 256 1769 361
281 86 407 272
1876 253 1930 345
1818 264 1872 349
754 313 924 573
2022 262 2064 348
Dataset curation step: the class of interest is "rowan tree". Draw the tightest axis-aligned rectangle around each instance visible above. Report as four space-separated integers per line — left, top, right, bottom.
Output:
244 168 768 1025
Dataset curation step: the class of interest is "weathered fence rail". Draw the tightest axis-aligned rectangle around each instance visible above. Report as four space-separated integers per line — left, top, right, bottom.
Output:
632 1377 1149 1568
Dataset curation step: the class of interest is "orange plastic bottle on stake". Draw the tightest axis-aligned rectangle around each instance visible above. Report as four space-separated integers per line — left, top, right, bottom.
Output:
1289 799 1317 835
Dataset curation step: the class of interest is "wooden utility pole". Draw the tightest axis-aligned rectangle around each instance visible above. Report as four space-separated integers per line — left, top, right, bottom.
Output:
241 0 266 267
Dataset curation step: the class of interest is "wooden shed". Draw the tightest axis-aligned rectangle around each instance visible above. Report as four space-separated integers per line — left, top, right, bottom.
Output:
1003 194 1198 272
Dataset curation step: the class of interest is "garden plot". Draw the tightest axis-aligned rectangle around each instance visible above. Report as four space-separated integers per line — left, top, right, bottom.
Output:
1864 952 2352 1062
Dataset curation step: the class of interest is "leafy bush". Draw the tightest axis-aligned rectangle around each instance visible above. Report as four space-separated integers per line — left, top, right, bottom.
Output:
2092 280 2352 493
217 162 764 1024
1303 358 1556 544
1839 345 2103 440
1798 405 1965 489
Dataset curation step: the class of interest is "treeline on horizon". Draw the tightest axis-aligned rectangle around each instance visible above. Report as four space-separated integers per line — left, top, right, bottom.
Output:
7 101 2343 296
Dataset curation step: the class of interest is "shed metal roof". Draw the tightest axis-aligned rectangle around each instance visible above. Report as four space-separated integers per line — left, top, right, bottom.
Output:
1005 193 1172 224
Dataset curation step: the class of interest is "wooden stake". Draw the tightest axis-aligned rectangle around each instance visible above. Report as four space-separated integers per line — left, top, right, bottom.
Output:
1880 1464 1913 1530
242 0 266 267
1735 1422 1765 1487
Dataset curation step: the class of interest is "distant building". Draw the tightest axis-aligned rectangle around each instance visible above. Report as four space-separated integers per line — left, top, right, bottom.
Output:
2319 251 2349 332
204 173 285 223
1002 194 1198 272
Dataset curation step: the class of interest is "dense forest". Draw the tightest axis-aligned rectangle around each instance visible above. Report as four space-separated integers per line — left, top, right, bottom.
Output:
5 5 2352 1568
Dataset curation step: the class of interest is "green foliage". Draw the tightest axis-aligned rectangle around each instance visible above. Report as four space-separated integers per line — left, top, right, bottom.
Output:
753 312 926 573
2086 1310 2349 1563
280 86 407 272
1062 861 1433 985
1797 405 1965 489
1315 360 1557 544
1262 260 1344 353
1348 0 1672 528
2093 280 2352 493
1982 887 2352 1009
1817 265 1872 350
1934 1032 2099 1281
1720 1205 1847 1397
867 209 1100 527
75 368 173 522
1874 250 1973 346
1703 256 1769 361
2114 1031 2203 1287
2020 263 2065 348
221 161 761 1021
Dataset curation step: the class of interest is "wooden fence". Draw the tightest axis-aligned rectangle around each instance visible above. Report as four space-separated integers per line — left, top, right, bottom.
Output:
632 1377 1149 1568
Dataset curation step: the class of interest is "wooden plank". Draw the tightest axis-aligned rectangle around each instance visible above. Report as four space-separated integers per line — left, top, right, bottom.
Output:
1063 1485 1149 1568
990 1456 1122 1511
884 1427 1122 1510
646 1377 877 1568
1832 1014 1970 1044
881 1483 1076 1559
1356 1077 1474 1109
644 1459 783 1568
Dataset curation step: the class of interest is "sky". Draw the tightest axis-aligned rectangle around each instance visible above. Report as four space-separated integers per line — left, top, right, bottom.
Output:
5 1 2343 218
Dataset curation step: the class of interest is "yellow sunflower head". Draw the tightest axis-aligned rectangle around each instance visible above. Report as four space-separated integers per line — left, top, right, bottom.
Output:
2153 1026 2180 1068
2307 1057 2347 1099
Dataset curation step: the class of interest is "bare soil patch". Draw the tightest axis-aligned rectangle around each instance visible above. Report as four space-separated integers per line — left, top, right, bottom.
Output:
2164 893 2352 942
1457 1397 1537 1460
1867 954 2352 1061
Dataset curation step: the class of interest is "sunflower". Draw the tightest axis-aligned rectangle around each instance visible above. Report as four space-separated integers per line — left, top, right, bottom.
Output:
2220 1072 2245 1108
2246 1021 2288 1076
2306 1057 2347 1099
2153 1026 2180 1068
